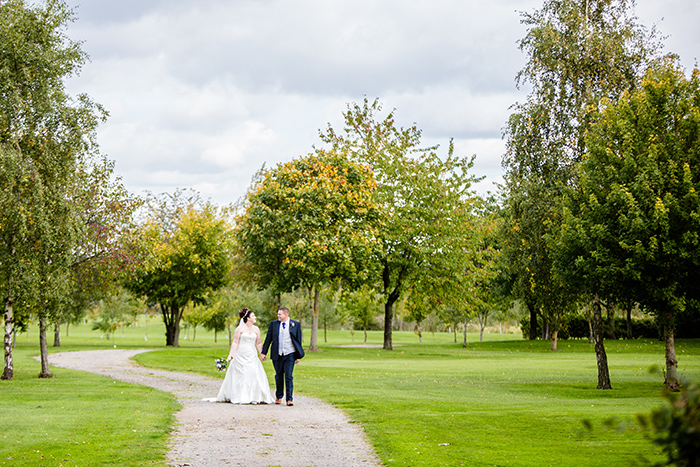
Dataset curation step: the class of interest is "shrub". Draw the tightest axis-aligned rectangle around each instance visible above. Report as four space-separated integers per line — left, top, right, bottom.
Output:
636 378 700 467
520 314 659 340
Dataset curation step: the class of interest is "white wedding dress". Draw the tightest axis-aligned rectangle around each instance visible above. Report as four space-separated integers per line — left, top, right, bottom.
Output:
213 331 275 404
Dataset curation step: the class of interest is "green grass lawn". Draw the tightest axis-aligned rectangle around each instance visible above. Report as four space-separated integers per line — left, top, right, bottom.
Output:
3 319 698 466
0 347 179 466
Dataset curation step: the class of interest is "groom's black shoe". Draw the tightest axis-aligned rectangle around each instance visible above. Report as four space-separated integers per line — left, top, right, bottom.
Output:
286 400 294 406
275 398 282 404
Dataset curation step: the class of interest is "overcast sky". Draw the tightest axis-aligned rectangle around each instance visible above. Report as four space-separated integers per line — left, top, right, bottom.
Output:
63 0 700 206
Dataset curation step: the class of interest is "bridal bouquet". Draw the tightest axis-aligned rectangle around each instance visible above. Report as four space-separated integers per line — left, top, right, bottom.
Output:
214 358 228 371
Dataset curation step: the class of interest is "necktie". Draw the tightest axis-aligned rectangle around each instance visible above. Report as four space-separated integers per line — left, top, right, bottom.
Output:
282 322 286 329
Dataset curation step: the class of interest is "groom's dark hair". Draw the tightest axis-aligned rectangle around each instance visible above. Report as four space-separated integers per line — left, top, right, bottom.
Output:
278 306 290 315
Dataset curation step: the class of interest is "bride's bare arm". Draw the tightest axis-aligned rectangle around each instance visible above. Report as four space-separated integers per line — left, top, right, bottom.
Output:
255 327 263 355
227 328 242 361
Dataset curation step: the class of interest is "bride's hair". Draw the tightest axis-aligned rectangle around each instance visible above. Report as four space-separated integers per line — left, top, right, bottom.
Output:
239 308 252 323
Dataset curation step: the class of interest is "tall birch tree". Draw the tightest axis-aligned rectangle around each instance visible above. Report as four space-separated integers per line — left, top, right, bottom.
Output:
1 0 106 379
502 0 661 387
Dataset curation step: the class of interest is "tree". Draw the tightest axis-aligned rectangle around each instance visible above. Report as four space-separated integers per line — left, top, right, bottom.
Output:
203 288 240 344
405 291 434 344
203 307 228 344
183 304 212 342
319 98 479 350
503 0 661 339
502 0 662 387
337 286 379 343
126 201 234 346
557 59 700 390
236 149 380 351
91 289 140 341
1 0 107 379
50 154 142 347
1 144 46 379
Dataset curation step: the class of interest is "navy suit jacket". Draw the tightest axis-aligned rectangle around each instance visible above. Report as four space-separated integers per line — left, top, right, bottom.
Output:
262 319 305 361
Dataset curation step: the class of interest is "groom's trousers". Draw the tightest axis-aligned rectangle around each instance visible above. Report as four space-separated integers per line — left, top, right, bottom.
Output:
273 353 296 401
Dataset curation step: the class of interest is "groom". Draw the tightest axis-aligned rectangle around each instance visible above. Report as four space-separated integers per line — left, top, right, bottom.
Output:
261 307 305 406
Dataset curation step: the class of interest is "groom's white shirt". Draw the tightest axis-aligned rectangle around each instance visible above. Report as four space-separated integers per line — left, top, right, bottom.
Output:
278 319 295 356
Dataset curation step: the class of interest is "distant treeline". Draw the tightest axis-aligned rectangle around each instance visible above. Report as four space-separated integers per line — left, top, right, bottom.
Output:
521 309 700 340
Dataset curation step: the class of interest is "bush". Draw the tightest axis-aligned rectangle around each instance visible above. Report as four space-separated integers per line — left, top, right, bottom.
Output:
636 378 700 467
566 315 590 339
675 306 700 338
519 315 537 339
520 314 659 340
632 318 661 339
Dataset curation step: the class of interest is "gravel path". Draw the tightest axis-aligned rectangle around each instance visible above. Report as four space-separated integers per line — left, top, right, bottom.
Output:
48 349 382 467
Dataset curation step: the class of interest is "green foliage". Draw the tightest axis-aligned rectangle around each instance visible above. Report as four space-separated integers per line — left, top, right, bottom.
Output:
202 307 228 339
521 314 660 340
68 155 143 308
0 145 46 315
319 98 480 349
91 290 140 340
182 303 213 338
567 58 700 313
557 58 700 388
337 286 381 341
236 149 379 294
502 0 661 342
1 0 110 378
636 378 700 467
126 199 234 346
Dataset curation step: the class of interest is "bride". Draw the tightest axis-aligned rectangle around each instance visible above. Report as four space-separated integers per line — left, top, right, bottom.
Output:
214 308 274 404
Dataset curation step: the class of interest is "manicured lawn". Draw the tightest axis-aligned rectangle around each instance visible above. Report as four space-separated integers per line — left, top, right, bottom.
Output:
4 319 699 466
135 327 700 466
0 345 179 467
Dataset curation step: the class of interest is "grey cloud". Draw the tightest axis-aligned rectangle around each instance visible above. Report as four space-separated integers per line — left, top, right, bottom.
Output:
61 0 698 205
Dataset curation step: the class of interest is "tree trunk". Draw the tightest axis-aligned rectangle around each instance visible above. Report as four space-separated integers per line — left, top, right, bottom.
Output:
527 299 538 340
592 295 611 389
163 303 182 347
550 330 558 351
363 326 367 343
626 304 633 339
308 286 319 352
38 317 52 378
192 326 197 342
227 325 232 346
2 297 13 380
53 322 61 347
383 299 395 350
382 262 400 351
663 309 679 391
66 322 70 338
462 316 468 348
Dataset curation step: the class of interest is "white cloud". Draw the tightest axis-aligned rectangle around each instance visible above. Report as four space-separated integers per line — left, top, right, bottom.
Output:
62 0 699 205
